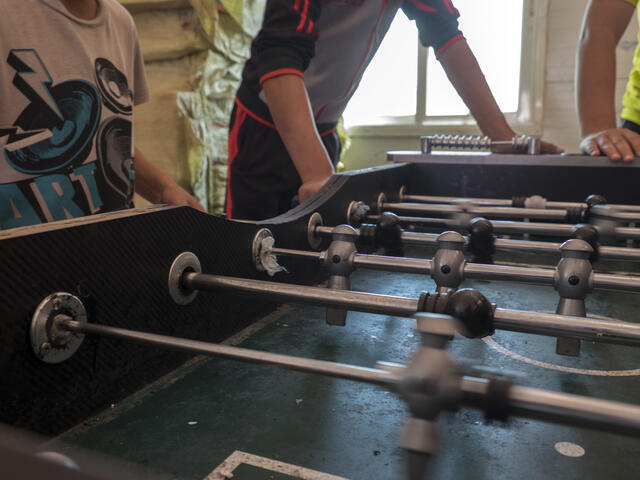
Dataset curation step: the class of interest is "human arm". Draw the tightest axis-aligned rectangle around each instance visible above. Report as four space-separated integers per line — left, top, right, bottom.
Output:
250 0 330 203
134 147 205 211
438 39 513 141
403 0 562 153
576 0 638 161
262 75 334 203
438 39 560 153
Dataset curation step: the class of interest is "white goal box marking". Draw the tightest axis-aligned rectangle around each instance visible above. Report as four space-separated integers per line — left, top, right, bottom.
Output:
205 450 350 480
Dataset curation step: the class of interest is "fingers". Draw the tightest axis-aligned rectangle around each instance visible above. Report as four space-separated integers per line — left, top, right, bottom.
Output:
580 136 601 157
190 197 206 212
540 141 564 154
582 129 639 162
621 129 640 162
594 132 631 162
608 131 635 162
298 185 316 204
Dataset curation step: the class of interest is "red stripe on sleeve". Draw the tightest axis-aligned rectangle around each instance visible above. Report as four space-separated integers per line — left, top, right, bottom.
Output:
225 99 249 219
259 68 304 87
435 33 464 58
305 19 314 35
443 0 456 14
296 0 310 32
294 0 301 10
234 97 277 129
407 0 438 12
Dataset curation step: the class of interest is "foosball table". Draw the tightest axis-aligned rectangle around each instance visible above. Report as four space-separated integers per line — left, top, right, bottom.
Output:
2 146 640 480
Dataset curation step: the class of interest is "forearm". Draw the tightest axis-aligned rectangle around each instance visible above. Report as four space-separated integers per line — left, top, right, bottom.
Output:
438 39 514 140
134 147 177 203
576 8 622 135
262 74 334 183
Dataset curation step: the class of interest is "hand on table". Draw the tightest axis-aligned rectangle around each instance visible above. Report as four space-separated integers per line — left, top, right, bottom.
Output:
159 183 206 212
298 175 332 204
580 128 640 162
538 139 564 154
491 133 564 155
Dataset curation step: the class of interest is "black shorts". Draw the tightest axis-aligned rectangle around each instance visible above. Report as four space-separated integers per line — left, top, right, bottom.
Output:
620 118 640 134
225 98 341 221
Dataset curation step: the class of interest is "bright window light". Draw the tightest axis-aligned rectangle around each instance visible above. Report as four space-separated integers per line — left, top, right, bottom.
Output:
342 12 417 129
342 0 524 127
426 0 523 116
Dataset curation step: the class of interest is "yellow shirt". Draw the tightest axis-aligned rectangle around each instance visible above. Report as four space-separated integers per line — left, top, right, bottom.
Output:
622 0 640 123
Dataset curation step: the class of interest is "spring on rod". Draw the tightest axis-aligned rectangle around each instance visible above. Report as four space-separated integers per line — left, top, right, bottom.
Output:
421 134 541 155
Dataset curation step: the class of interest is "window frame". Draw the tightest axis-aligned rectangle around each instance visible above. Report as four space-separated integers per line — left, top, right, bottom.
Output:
345 0 549 138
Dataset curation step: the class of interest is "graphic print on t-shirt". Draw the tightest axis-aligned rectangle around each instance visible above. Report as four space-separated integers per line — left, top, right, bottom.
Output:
0 49 135 229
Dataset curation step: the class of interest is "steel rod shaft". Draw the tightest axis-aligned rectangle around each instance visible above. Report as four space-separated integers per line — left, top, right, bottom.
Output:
271 247 322 261
590 206 640 222
493 308 640 347
401 227 640 260
461 377 640 437
400 194 640 214
383 202 568 221
272 247 433 275
367 215 640 240
62 320 395 386
182 273 419 316
402 231 563 255
593 272 640 292
180 273 640 347
274 245 640 293
321 225 640 261
464 262 555 285
62 320 640 437
355 254 432 275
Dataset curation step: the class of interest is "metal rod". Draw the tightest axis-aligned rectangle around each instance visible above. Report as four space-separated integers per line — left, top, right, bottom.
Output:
383 202 568 221
271 248 433 275
315 225 336 237
460 377 640 437
354 255 432 275
367 214 459 229
271 247 322 261
182 273 419 317
494 237 561 255
273 245 640 293
180 274 640 348
493 308 640 347
318 223 640 261
403 231 562 255
590 206 640 222
403 231 640 261
593 272 640 293
600 245 640 261
62 320 396 386
400 194 640 213
62 320 640 437
367 215 640 240
463 262 555 285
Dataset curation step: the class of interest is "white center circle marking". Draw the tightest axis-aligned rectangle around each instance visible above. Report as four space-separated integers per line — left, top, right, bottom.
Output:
554 442 585 458
482 337 640 376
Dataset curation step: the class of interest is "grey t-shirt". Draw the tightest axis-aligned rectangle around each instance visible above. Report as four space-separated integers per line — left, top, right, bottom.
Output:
0 0 150 229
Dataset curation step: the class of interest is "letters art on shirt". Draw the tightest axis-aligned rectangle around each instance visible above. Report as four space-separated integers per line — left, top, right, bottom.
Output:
0 50 135 229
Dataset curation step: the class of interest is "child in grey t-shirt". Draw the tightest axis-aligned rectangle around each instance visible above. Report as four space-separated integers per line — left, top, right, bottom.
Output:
0 0 203 229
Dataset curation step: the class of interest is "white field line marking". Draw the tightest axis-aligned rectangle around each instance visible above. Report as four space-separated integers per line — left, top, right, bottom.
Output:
205 450 350 480
221 304 296 346
482 337 640 376
55 305 296 436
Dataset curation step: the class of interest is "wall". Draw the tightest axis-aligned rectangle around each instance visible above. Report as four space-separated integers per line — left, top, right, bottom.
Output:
543 0 638 151
120 0 210 205
342 0 640 171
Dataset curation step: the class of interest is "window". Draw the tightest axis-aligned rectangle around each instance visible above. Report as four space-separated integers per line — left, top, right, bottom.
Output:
342 0 546 134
